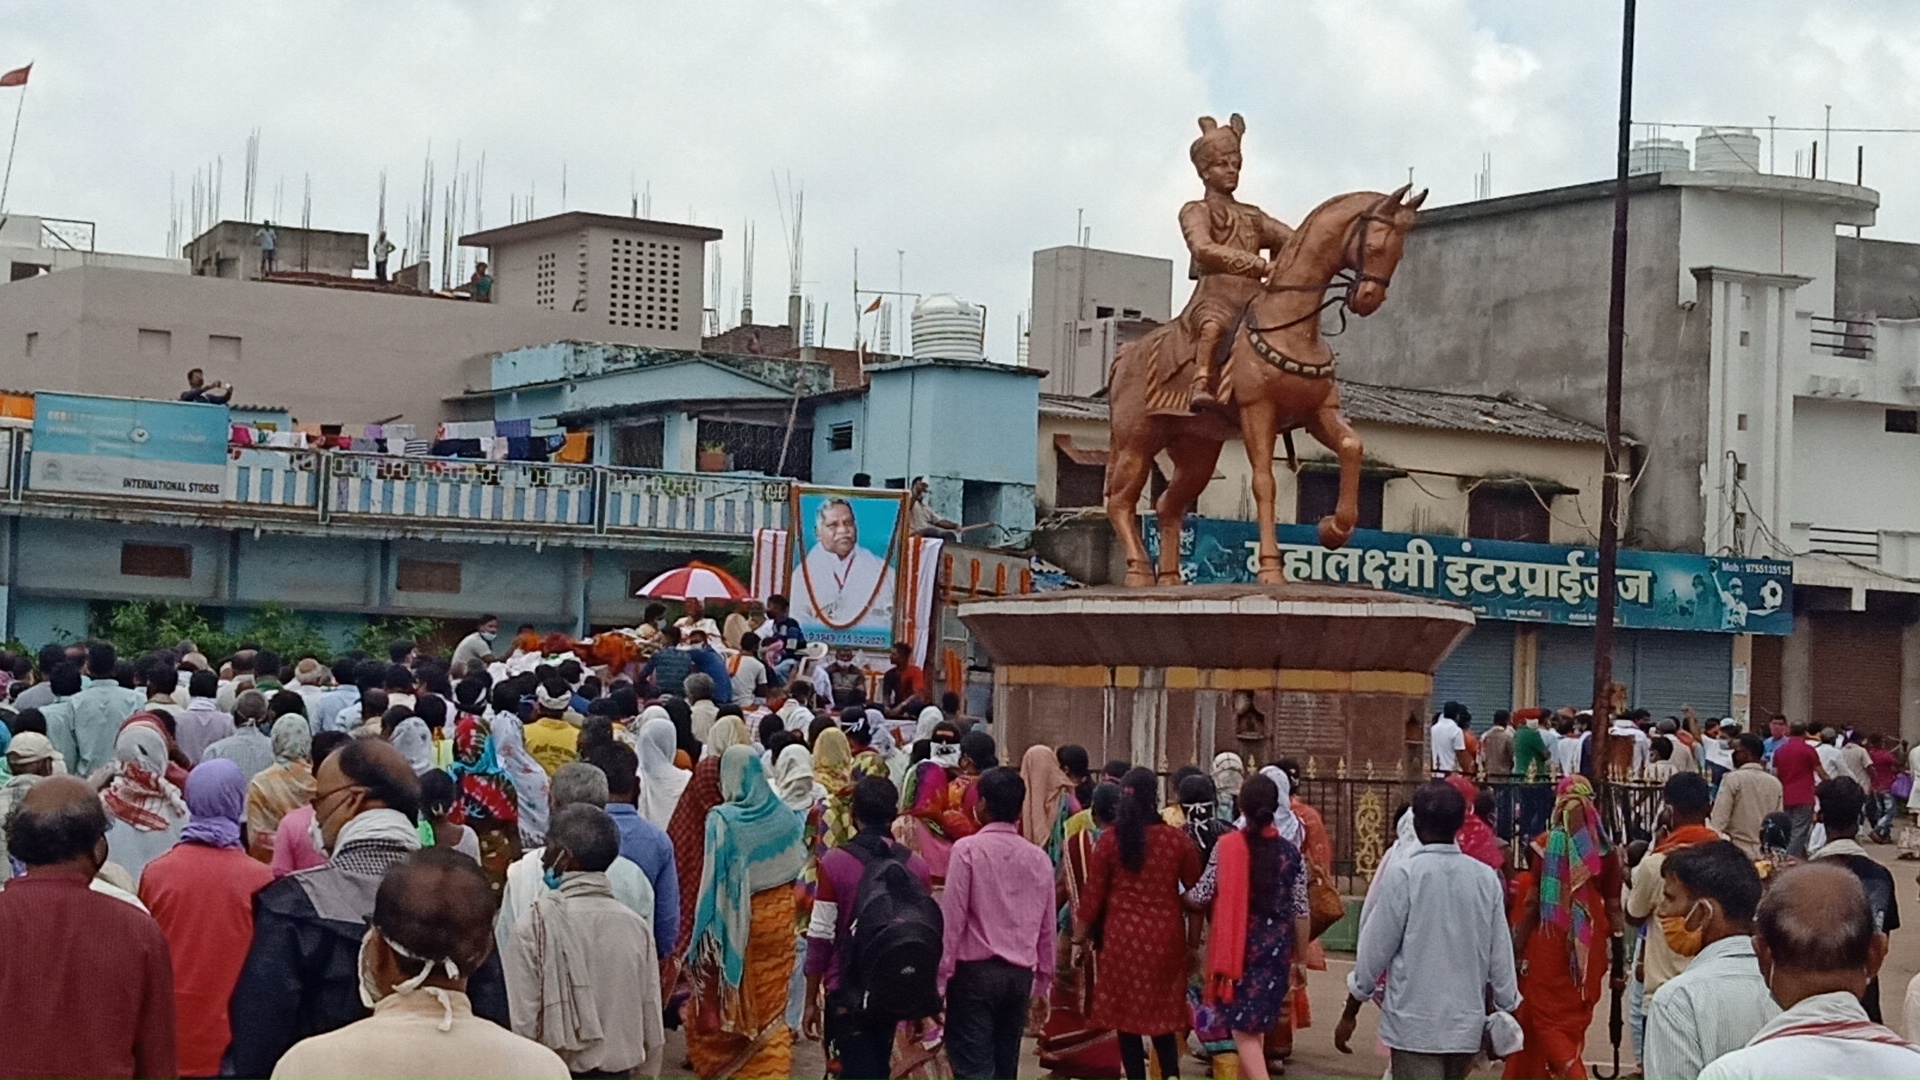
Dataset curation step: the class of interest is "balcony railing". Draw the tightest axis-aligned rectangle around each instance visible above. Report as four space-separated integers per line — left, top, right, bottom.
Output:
2 432 789 541
1811 315 1874 359
1806 525 1881 560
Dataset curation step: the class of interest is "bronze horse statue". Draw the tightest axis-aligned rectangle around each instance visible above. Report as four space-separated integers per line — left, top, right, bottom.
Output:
1104 184 1426 586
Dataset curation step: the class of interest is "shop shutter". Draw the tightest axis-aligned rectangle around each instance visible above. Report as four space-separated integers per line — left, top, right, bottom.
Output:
1627 630 1733 719
1810 612 1905 738
1432 621 1515 730
1749 634 1784 721
1535 625 1634 715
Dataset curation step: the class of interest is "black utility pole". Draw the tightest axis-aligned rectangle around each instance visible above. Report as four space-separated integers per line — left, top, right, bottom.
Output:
1591 0 1636 784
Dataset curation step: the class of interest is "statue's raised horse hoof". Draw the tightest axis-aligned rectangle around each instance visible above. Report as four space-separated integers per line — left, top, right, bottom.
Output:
1317 515 1355 550
1257 554 1286 585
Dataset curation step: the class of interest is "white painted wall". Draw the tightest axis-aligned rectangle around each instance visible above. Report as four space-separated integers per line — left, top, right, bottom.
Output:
1792 397 1920 534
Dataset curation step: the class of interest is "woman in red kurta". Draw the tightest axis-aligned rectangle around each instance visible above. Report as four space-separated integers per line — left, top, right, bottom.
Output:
1075 768 1201 1080
138 759 275 1078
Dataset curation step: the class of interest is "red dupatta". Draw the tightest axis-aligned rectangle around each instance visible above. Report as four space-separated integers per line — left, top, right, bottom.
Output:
1205 825 1273 1005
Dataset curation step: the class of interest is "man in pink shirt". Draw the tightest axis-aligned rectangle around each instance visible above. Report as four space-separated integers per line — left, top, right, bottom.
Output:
938 767 1057 1080
1770 719 1826 857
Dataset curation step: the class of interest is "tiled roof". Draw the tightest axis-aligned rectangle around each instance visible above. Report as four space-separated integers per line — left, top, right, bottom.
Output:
1041 382 1617 444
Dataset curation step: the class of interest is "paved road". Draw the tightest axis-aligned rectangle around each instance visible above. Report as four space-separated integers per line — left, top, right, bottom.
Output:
656 839 1920 1078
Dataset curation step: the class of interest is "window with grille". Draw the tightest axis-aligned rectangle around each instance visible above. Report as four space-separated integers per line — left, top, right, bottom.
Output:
395 559 462 593
1295 470 1385 530
1467 485 1550 543
613 422 665 469
697 418 811 481
121 543 192 579
828 422 854 452
606 237 683 332
535 251 557 309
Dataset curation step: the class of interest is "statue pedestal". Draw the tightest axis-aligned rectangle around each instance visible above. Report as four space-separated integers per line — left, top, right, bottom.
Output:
957 583 1474 773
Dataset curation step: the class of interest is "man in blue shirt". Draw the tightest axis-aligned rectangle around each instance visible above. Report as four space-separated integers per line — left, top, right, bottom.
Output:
682 629 735 705
1762 716 1789 764
309 657 362 734
763 593 807 682
583 743 679 962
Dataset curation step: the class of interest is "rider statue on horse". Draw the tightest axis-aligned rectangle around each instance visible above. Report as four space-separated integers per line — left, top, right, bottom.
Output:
1105 113 1425 587
1179 114 1294 411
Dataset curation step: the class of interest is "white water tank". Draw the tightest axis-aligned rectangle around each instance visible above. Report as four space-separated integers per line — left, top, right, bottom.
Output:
1628 138 1689 176
911 293 986 362
1695 127 1761 173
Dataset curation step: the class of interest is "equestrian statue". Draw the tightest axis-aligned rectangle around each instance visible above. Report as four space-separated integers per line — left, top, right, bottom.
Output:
1104 113 1426 587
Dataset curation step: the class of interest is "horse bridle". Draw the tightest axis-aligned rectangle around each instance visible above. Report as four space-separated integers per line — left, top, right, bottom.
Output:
1243 192 1401 337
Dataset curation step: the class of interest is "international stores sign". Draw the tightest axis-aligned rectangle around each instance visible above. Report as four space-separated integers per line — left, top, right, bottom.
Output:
1147 519 1793 635
30 393 230 502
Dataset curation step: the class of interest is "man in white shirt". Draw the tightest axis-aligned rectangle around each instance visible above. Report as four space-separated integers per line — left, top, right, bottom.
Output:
793 497 894 633
1552 719 1589 778
1699 862 1920 1079
727 631 769 705
1814 727 1850 786
450 615 501 676
1642 840 1777 1080
1610 714 1651 775
1429 702 1466 776
778 683 819 735
496 764 655 960
1336 780 1519 1079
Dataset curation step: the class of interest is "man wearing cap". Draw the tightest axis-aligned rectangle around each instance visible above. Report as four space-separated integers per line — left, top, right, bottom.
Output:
1176 112 1293 410
0 732 59 855
522 678 583 778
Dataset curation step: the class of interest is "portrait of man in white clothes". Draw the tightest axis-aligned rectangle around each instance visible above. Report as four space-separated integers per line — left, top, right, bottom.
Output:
793 494 896 640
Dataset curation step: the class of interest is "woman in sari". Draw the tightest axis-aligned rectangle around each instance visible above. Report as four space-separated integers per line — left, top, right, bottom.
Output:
814 726 873 848
893 756 956 889
1019 743 1079 867
1212 752 1247 824
244 716 315 863
447 711 519 892
667 744 727 988
1179 773 1238 1071
1282 753 1328 1030
639 714 693 830
686 745 808 1079
771 740 828 1038
487 695 550 849
941 729 996 841
1504 776 1625 1080
1445 774 1504 870
1038 782 1124 1078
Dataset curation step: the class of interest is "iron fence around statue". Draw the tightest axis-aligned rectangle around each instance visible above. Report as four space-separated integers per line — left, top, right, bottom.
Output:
1287 758 1667 896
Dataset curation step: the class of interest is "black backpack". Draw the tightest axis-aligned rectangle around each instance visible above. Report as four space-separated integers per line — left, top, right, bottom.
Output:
842 839 945 1023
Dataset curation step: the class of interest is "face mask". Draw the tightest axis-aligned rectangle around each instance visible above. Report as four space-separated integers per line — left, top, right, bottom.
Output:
932 744 961 767
1659 900 1710 958
358 926 461 1010
309 811 330 856
543 866 565 890
480 632 497 643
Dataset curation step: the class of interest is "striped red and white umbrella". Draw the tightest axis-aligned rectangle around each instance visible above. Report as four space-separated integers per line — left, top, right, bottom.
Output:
634 561 749 602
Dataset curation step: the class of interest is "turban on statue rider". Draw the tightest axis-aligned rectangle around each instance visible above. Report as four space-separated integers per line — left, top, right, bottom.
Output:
1189 113 1246 171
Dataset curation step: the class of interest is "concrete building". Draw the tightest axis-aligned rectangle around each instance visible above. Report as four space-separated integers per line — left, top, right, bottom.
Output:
459 212 720 347
811 358 1044 545
0 214 185 278
1029 245 1172 396
183 220 369 280
1333 161 1920 739
0 211 729 431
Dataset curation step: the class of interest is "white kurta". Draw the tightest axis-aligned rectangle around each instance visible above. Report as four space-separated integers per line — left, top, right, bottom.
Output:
794 542 894 632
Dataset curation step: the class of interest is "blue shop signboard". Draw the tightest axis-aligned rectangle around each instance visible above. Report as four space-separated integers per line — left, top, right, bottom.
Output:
1146 519 1793 635
29 393 231 502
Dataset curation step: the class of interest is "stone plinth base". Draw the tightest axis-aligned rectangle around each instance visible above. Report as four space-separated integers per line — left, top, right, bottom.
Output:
958 583 1474 774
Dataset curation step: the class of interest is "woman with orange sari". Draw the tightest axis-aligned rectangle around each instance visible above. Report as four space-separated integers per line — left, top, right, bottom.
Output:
893 755 956 889
1038 782 1124 1078
1273 759 1333 1062
1504 776 1625 1080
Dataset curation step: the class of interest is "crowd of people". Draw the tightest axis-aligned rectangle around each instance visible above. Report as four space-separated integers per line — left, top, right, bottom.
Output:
1403 700 1920 1079
1 609 1918 1080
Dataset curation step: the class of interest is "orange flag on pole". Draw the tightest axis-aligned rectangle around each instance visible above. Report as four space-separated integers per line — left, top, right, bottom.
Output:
0 64 29 88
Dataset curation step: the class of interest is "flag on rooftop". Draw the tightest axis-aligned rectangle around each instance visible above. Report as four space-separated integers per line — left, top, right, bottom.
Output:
0 64 31 88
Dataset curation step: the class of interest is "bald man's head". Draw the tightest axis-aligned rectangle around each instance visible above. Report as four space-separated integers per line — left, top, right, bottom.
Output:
370 849 495 988
1754 862 1886 1008
7 775 109 870
312 736 420 850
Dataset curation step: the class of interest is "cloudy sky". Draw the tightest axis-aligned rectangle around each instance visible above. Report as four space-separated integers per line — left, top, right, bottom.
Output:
6 0 1920 357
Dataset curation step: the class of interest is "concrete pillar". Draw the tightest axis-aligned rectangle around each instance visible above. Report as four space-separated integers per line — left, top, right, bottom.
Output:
1902 621 1920 747
1731 634 1753 728
1512 625 1539 710
1132 668 1167 779
1196 690 1218 766
1781 611 1814 725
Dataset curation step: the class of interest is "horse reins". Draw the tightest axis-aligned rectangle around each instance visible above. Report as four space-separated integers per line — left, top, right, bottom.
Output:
1241 193 1400 353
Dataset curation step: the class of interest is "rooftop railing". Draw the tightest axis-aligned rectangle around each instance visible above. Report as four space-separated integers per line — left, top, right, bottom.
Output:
3 432 790 541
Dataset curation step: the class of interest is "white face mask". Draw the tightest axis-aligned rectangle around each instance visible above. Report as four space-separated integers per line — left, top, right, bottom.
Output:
480 631 497 643
932 743 961 768
308 811 330 856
